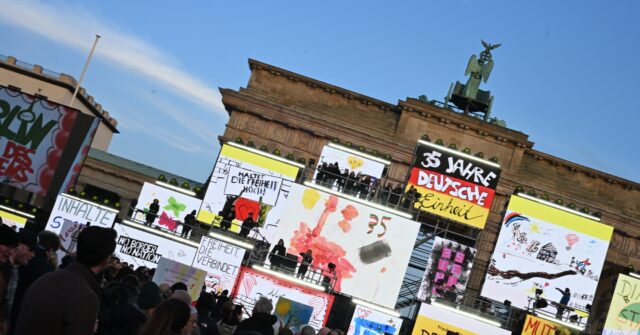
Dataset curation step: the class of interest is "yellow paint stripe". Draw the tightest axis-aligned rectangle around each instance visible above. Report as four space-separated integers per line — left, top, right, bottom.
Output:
221 145 299 178
196 212 241 233
509 196 613 241
413 315 479 335
0 210 27 226
412 186 489 229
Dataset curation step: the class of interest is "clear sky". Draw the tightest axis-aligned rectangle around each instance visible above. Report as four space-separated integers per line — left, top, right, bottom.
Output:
0 1 638 183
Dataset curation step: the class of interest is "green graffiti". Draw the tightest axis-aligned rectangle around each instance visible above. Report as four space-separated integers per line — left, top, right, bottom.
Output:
618 303 640 325
163 197 187 217
0 99 58 150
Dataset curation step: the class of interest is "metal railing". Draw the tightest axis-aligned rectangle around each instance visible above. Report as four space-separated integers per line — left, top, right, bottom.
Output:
125 209 337 291
301 167 423 216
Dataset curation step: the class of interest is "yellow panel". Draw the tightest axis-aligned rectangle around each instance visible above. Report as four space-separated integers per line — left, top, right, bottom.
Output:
220 145 299 179
197 210 217 225
196 212 241 233
412 185 489 229
510 196 613 241
0 210 27 225
412 314 479 335
521 314 577 335
604 274 640 333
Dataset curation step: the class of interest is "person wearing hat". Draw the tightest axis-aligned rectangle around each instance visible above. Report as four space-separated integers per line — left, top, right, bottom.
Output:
107 281 162 335
1 230 36 316
0 225 18 264
8 230 61 334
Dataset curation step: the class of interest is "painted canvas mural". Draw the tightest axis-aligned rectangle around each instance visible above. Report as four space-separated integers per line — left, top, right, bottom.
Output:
603 274 640 335
347 304 402 335
273 184 420 308
198 144 299 242
521 314 580 335
113 222 197 269
481 195 613 313
315 145 386 180
406 141 501 229
274 297 314 334
233 267 333 330
412 303 511 335
0 85 97 197
134 182 202 233
192 236 245 293
417 237 477 301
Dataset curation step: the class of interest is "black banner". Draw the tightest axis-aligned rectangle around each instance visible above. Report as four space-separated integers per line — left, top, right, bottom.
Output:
411 142 501 190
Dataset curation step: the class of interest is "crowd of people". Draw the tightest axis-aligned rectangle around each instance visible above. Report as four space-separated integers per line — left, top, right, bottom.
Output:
0 221 347 335
315 162 423 210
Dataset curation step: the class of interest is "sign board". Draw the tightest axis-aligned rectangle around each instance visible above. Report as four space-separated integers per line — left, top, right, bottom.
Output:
0 85 97 197
407 141 501 229
481 195 613 313
192 235 245 293
521 314 580 335
56 220 84 262
412 303 511 335
274 297 314 334
60 118 99 192
198 144 299 242
603 274 640 335
273 184 420 308
134 182 202 232
153 257 207 301
113 222 197 269
233 267 334 330
0 209 27 229
46 194 118 234
315 145 386 179
417 237 477 301
347 304 403 335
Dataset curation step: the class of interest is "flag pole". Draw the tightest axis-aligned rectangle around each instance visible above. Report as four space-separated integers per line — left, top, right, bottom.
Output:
69 34 101 108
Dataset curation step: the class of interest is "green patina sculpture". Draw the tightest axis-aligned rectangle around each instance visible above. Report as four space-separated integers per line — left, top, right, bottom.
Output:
462 40 501 99
446 40 501 121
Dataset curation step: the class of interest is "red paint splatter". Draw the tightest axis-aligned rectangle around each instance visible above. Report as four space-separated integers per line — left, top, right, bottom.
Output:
338 204 358 233
289 196 355 291
234 197 260 221
158 211 178 231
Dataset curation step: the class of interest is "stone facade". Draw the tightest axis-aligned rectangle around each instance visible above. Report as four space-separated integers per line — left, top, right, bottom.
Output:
219 59 639 329
0 55 118 151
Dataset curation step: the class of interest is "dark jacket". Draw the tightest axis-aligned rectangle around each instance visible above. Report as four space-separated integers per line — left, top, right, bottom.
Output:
14 261 101 335
233 312 277 335
9 247 55 334
107 303 147 335
197 311 221 335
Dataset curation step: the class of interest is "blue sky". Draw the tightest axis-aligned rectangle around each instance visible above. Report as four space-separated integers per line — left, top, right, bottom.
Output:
0 1 638 183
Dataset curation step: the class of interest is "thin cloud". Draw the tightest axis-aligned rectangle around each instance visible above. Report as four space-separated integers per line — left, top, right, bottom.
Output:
0 0 226 116
117 114 210 155
137 91 222 146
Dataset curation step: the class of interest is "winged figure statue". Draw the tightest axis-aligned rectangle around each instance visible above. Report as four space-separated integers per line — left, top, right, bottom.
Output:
462 40 501 98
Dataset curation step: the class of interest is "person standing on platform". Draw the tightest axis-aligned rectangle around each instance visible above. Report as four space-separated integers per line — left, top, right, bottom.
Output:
182 210 196 239
269 239 287 269
239 213 256 238
297 250 313 279
220 207 236 231
146 199 160 227
555 287 571 319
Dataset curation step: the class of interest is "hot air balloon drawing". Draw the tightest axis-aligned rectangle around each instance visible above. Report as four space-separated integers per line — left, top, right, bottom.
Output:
565 233 579 251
